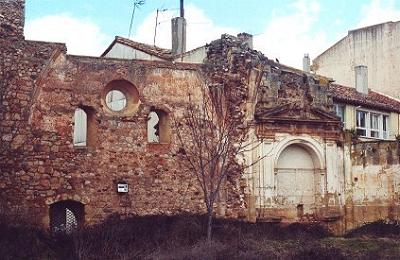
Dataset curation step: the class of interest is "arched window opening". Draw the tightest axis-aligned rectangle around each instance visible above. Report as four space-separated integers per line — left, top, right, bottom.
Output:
73 107 97 147
148 111 159 143
73 108 87 146
147 109 170 143
49 200 84 233
275 144 316 206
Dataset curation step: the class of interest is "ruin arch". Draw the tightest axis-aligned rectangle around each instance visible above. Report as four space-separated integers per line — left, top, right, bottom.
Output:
49 200 84 233
273 137 325 170
272 137 326 215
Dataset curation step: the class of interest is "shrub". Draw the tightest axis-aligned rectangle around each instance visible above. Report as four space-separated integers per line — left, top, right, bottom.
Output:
345 220 400 238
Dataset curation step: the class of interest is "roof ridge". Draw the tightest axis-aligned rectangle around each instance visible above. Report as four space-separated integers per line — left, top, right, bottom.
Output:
329 84 400 113
101 36 173 60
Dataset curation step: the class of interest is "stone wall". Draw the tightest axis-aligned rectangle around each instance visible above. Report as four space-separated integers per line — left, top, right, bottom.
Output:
0 36 66 222
0 0 25 39
0 35 247 227
28 54 214 226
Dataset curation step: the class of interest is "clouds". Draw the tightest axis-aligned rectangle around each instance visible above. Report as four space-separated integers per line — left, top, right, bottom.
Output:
25 14 111 56
23 0 400 68
131 0 328 69
132 4 238 50
253 0 329 69
357 0 400 28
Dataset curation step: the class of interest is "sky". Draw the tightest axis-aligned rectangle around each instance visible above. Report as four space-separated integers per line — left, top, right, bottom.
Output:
24 0 400 69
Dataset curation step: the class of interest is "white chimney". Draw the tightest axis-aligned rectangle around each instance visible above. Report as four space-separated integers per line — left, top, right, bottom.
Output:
355 65 368 94
171 0 186 55
303 53 310 73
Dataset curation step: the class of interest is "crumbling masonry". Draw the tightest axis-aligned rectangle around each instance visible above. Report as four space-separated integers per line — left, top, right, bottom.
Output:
1 0 400 234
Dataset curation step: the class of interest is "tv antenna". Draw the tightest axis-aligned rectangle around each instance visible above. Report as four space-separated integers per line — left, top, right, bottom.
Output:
153 8 168 46
128 0 145 38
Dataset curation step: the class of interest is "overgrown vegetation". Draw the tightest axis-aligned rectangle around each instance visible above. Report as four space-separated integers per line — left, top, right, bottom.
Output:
1 214 400 260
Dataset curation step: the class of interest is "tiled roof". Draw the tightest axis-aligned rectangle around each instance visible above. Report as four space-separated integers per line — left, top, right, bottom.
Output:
101 36 173 60
329 84 400 113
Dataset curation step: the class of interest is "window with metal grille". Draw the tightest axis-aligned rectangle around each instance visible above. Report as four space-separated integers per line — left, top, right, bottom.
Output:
49 200 84 233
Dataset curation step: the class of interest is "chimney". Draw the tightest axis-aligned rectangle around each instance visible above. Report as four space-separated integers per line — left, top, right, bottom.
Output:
355 65 368 94
237 32 253 49
303 54 310 73
171 0 186 55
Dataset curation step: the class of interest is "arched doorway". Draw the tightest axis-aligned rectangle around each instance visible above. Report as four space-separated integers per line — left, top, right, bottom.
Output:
275 144 317 207
49 200 84 233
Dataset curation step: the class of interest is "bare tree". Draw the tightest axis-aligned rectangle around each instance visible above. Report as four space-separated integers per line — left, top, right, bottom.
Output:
174 83 259 242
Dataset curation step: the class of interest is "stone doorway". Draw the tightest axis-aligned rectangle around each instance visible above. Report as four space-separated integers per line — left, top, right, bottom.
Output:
275 144 316 206
49 200 84 233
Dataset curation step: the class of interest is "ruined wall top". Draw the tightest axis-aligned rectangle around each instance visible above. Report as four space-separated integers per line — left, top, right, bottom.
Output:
0 0 25 39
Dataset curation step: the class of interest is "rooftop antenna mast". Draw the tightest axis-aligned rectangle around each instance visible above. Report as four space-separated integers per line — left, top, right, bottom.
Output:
153 7 168 46
128 0 145 38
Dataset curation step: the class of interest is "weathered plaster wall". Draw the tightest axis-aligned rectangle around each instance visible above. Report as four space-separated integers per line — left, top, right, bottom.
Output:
249 134 344 225
344 141 400 230
175 46 207 64
313 22 400 98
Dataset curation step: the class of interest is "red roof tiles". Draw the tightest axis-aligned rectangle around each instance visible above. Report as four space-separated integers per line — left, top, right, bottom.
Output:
329 84 400 113
101 36 173 60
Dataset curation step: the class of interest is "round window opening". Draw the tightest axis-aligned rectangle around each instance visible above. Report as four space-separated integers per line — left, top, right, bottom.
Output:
106 90 127 111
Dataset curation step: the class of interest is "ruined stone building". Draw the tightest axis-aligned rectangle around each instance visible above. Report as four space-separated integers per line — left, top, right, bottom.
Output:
313 21 400 98
1 0 400 234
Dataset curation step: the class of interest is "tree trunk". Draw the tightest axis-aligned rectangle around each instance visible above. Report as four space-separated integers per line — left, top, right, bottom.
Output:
206 207 213 243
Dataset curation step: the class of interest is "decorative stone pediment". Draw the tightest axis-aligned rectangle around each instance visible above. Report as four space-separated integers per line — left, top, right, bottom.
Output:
255 103 339 121
254 70 339 123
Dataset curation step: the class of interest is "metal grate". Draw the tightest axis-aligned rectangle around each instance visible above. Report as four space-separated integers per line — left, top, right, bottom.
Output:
50 200 84 233
65 208 78 233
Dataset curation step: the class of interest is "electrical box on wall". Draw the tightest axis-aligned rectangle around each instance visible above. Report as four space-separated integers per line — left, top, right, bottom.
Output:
117 182 128 193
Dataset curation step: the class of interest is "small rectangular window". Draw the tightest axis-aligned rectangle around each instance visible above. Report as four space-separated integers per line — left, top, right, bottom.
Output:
383 115 389 139
334 104 345 123
73 108 87 146
356 111 367 137
370 113 380 138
